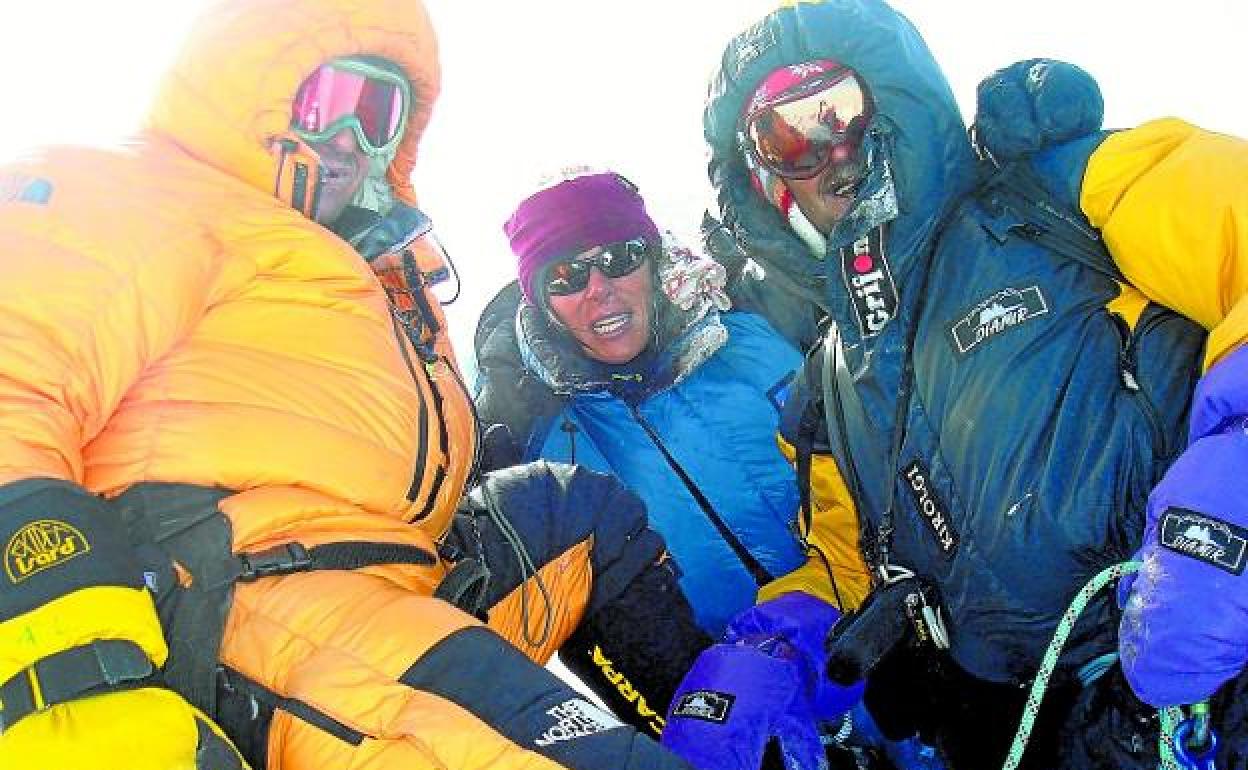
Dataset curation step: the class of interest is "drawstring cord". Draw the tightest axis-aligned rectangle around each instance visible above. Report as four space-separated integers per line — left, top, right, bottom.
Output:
479 481 553 649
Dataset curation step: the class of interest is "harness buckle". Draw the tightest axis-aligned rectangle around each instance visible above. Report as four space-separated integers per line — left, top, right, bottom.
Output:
237 542 312 581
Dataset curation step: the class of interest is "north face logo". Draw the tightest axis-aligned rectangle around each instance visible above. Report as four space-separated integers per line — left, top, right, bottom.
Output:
1160 508 1248 575
534 699 622 747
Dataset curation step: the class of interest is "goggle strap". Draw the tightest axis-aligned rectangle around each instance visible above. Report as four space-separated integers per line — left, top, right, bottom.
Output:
271 136 323 219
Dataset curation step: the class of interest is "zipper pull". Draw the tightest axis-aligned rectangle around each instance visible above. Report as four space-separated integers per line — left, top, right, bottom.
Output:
1111 314 1142 392
1120 365 1140 392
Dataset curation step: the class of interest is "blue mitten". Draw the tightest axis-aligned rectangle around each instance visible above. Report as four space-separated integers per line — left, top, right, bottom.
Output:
1119 345 1248 707
661 593 864 770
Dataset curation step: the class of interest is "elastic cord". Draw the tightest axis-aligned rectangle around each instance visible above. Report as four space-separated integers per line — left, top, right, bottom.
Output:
479 481 553 648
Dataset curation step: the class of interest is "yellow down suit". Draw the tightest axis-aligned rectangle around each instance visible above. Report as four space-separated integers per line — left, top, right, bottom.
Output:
0 1 691 768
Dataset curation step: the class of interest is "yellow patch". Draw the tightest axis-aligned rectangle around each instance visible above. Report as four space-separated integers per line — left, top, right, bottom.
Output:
5 520 91 583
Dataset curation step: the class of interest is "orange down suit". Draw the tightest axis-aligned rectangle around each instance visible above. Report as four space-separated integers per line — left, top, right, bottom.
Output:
0 1 686 768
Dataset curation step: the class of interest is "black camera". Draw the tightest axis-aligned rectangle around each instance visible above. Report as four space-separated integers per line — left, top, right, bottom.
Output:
825 572 948 685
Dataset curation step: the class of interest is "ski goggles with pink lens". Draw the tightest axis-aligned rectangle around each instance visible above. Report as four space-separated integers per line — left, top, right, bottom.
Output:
291 58 409 157
742 67 872 181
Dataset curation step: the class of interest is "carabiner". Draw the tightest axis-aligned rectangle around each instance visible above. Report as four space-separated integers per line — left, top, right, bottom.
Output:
1172 717 1219 770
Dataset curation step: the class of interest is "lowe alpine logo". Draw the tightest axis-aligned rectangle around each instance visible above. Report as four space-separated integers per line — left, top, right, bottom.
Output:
672 690 735 724
840 227 898 338
534 698 622 747
949 286 1049 356
1160 508 1248 575
5 519 91 583
901 460 959 557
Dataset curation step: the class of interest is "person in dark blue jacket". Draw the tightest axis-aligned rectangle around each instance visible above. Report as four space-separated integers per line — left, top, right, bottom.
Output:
658 2 1248 769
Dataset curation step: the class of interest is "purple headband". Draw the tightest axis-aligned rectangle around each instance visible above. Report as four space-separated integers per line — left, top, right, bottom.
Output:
504 172 661 303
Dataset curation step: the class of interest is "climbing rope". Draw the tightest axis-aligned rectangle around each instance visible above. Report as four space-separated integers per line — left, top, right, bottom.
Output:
1001 560 1214 770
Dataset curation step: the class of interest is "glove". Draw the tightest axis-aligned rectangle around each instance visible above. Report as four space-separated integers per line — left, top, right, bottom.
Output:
0 479 247 768
661 593 864 770
1119 345 1248 707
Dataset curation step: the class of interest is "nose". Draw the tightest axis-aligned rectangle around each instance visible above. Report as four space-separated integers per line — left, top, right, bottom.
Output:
582 265 613 299
327 127 362 153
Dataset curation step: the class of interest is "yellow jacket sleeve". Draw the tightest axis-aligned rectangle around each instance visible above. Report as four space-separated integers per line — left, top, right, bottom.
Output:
1081 118 1248 369
760 437 872 612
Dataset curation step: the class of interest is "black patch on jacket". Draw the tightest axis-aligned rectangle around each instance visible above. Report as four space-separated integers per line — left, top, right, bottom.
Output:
1160 507 1248 575
948 286 1049 356
671 690 735 723
901 459 959 557
840 226 898 338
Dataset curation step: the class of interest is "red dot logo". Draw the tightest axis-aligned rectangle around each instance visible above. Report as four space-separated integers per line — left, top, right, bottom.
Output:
853 254 874 273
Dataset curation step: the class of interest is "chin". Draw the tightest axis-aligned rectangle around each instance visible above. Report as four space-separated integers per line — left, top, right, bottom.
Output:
595 343 646 365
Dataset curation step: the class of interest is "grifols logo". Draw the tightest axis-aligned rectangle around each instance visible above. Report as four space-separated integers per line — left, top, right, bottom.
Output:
5 520 91 583
839 227 898 338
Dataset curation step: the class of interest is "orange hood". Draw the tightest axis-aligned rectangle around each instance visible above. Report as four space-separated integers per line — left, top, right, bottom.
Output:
145 0 439 208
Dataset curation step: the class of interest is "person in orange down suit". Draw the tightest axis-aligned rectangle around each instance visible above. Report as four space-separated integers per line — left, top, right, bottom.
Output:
0 0 704 767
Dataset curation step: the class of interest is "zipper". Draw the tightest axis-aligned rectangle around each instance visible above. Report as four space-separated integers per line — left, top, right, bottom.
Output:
626 403 775 587
1110 311 1168 458
390 307 450 510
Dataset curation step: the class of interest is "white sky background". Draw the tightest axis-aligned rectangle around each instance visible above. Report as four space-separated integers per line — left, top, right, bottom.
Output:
0 1 1244 371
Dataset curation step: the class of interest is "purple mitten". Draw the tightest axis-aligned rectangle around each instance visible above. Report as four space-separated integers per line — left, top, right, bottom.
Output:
660 640 824 770
1119 427 1248 706
724 591 865 718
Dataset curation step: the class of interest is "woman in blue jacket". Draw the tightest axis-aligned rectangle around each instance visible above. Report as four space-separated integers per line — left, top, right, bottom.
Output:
474 168 888 761
475 168 877 635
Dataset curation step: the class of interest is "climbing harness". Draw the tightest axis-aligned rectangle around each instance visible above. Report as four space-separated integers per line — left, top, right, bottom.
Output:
1001 561 1217 770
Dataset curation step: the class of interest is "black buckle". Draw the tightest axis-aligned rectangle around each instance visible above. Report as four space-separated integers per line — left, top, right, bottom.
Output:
237 542 312 582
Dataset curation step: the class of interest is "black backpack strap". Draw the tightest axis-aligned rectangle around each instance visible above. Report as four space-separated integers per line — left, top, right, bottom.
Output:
115 482 441 720
432 556 491 620
0 639 156 731
976 159 1123 282
236 541 436 582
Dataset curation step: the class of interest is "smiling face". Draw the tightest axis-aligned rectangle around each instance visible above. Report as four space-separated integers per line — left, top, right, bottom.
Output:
546 246 654 364
784 169 857 234
781 135 868 234
306 127 371 225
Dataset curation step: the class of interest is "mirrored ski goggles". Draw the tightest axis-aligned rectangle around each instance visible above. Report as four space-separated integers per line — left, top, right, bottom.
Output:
291 59 409 157
544 238 656 297
742 70 872 180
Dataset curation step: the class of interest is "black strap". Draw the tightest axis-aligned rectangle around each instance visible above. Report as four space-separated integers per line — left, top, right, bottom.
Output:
115 482 441 721
794 399 818 540
433 556 491 619
818 325 888 567
628 405 775 587
977 160 1121 281
218 667 364 747
0 640 153 732
236 541 437 582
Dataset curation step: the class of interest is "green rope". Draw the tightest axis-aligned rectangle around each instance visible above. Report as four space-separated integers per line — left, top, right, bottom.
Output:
1000 560 1188 770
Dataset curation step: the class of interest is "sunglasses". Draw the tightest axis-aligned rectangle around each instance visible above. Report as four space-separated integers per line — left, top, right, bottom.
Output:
742 69 872 181
291 59 410 157
544 238 656 297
